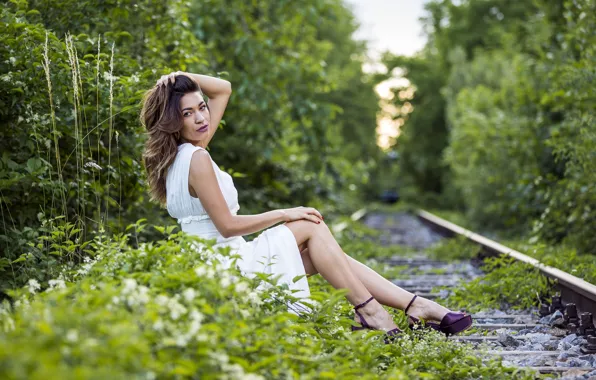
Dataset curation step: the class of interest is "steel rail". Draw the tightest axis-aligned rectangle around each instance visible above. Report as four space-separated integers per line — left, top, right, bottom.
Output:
416 209 596 315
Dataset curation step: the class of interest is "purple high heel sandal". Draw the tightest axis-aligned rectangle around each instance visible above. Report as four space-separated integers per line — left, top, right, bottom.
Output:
405 295 473 336
351 296 401 344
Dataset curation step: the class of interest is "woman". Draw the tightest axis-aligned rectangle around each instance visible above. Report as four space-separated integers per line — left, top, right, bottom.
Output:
140 72 472 342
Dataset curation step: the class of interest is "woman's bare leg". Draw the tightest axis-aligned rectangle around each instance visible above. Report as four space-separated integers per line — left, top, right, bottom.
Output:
284 220 398 332
298 244 451 322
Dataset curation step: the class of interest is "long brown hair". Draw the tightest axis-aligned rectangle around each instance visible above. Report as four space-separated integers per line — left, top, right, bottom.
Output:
140 75 202 205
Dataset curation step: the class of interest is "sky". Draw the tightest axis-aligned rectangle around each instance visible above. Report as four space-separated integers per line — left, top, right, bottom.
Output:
343 0 428 149
344 0 427 68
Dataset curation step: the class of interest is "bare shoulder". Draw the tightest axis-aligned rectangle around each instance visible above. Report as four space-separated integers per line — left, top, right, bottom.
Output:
189 149 213 176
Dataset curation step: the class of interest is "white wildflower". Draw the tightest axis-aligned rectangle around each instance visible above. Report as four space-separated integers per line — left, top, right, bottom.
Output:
175 334 189 347
76 262 93 277
102 71 119 82
169 298 187 320
235 281 249 293
27 279 41 294
136 286 150 304
189 309 204 323
188 318 202 336
14 298 30 310
66 329 78 342
1 73 12 82
223 363 244 377
241 374 265 380
194 266 207 276
210 352 229 364
130 74 139 83
84 161 103 171
0 307 15 332
247 291 262 306
153 319 164 331
48 279 66 290
155 295 169 307
182 288 196 302
122 279 137 294
221 275 231 288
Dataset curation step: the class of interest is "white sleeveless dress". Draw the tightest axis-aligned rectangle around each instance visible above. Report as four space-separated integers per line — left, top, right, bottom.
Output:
165 143 311 314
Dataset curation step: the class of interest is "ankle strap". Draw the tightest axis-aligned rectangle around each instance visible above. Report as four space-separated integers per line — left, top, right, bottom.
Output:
404 295 417 315
354 296 374 310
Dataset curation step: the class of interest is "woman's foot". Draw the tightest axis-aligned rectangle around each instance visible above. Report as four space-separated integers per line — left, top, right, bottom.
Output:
405 294 473 336
405 295 451 323
353 297 400 333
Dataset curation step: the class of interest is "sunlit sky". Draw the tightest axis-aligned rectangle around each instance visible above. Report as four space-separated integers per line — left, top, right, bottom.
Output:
343 0 427 149
344 0 426 65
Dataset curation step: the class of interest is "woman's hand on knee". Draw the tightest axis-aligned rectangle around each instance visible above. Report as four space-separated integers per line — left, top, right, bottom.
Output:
279 207 323 224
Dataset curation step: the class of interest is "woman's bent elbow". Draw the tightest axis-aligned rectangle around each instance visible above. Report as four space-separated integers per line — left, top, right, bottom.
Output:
215 217 236 238
219 226 233 239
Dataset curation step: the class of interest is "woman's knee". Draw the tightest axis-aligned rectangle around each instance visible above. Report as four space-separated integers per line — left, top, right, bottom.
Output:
285 219 329 237
286 221 332 249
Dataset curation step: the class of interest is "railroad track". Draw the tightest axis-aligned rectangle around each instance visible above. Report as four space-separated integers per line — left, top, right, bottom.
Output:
354 208 596 378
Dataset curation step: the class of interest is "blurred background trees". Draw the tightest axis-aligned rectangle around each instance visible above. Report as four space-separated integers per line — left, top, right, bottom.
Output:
380 0 595 253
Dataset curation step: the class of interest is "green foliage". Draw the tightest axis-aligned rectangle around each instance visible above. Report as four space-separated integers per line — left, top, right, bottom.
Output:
0 225 533 379
443 255 553 312
505 240 596 285
189 0 380 210
444 0 596 251
380 0 596 254
427 236 481 261
0 0 382 290
0 0 205 290
444 51 548 230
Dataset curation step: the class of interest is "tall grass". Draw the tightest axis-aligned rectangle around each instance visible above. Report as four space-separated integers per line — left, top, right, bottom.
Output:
39 34 118 264
41 31 67 217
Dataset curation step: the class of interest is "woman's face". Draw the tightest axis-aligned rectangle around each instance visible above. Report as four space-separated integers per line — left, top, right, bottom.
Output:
179 91 211 144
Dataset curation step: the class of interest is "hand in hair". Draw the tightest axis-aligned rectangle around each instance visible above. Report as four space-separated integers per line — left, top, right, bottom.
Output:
156 71 186 87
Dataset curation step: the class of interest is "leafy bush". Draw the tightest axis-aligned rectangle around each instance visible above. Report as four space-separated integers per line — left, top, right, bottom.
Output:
444 51 548 231
0 0 382 291
427 236 481 261
443 255 553 312
0 224 533 379
382 0 596 254
505 240 596 285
